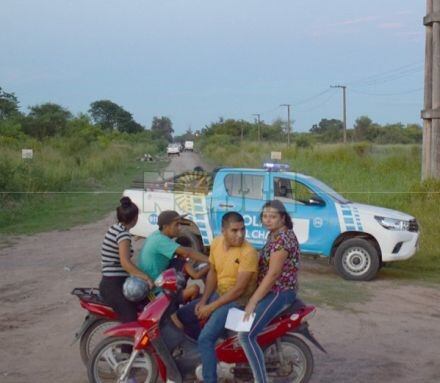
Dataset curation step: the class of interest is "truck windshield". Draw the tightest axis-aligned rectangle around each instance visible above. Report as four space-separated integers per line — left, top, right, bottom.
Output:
309 177 351 204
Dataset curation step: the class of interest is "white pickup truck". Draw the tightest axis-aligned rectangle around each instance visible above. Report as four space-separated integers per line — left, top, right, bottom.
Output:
184 141 194 152
167 144 180 157
125 164 420 281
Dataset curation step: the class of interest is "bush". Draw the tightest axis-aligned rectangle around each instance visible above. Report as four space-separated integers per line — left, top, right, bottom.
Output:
296 135 313 149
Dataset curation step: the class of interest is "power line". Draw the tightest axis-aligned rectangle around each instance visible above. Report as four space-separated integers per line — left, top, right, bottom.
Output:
350 87 423 96
296 91 337 112
347 60 424 87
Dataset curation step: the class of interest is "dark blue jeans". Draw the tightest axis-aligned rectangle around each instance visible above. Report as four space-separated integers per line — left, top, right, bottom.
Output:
176 293 239 383
238 290 296 383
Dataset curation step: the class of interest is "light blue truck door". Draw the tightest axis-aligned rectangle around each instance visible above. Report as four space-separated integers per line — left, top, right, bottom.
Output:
210 171 269 247
269 173 334 255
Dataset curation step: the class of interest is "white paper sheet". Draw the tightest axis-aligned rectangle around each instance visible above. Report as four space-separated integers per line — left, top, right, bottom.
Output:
225 308 256 332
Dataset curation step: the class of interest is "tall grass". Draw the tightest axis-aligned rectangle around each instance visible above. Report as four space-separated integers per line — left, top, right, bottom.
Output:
0 135 164 234
200 139 440 282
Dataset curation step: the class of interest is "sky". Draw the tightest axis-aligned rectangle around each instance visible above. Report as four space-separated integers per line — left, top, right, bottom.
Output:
1 0 426 134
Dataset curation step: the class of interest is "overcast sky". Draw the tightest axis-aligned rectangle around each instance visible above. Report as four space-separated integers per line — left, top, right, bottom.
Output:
1 0 425 134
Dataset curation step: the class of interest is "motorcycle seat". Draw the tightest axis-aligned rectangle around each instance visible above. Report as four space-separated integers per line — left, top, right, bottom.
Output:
71 287 108 306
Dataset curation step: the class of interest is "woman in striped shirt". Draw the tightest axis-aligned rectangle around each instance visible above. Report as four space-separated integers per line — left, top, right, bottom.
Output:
99 197 154 323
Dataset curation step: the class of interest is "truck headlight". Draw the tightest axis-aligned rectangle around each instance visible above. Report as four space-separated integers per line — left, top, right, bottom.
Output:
375 216 410 231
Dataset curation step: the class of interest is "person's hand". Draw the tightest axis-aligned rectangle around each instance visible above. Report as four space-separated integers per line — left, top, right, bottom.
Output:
140 276 154 290
243 299 257 322
195 300 206 315
197 304 214 320
146 279 155 290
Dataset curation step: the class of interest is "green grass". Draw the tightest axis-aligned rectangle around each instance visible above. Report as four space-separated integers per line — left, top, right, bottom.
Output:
200 139 440 283
0 160 167 235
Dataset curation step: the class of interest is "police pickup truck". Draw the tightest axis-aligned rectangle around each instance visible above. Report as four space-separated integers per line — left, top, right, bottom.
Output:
124 163 419 281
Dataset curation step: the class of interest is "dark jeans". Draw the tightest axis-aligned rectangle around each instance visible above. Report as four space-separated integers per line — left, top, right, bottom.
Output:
99 276 138 323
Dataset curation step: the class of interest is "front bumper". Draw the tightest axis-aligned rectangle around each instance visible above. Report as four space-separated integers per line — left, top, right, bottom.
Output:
381 231 419 262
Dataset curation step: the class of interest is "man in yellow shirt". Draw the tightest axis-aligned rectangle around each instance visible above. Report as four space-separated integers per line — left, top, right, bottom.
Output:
176 211 259 383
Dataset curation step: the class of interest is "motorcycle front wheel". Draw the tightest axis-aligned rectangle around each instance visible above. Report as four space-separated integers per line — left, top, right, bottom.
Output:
265 334 314 383
87 336 158 383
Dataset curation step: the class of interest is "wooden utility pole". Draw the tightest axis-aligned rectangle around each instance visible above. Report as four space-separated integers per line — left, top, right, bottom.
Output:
422 0 440 179
331 85 347 144
252 113 261 142
280 104 292 146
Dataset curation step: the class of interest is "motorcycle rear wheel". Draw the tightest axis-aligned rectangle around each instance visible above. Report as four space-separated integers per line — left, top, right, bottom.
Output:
80 318 119 365
88 336 158 383
265 334 314 383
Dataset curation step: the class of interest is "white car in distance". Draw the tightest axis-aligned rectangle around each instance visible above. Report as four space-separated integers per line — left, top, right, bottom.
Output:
167 143 180 157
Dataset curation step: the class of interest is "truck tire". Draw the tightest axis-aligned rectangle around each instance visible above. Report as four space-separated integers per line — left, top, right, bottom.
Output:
334 238 380 281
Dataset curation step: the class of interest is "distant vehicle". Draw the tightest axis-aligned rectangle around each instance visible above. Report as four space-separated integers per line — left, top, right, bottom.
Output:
167 143 180 157
125 163 420 281
184 141 194 152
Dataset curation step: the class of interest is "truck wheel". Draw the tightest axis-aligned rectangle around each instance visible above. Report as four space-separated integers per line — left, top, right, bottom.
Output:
334 238 380 281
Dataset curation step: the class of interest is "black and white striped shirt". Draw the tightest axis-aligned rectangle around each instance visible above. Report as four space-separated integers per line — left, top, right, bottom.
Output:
101 223 133 277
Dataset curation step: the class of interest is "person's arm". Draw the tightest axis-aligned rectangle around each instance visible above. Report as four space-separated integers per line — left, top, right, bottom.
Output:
194 266 217 317
197 270 254 320
175 246 209 264
119 240 155 288
184 262 210 280
243 249 288 321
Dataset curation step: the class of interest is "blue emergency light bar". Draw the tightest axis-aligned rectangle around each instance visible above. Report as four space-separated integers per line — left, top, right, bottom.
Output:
263 163 290 171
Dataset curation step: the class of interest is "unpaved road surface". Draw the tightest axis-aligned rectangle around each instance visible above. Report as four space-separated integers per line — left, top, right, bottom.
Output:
1 152 439 383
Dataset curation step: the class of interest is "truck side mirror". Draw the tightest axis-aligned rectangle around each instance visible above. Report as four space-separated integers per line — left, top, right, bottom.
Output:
309 195 325 206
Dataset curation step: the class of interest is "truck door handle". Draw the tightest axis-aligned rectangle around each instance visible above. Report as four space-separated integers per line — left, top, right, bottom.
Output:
218 203 235 208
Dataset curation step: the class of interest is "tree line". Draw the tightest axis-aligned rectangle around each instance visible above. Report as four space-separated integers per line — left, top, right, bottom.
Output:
0 86 174 143
199 116 422 146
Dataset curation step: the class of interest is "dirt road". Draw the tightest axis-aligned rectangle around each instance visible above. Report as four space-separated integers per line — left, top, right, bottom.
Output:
0 152 439 383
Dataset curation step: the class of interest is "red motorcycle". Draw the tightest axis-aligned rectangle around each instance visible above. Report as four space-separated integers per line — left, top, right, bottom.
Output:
87 268 325 383
71 287 123 364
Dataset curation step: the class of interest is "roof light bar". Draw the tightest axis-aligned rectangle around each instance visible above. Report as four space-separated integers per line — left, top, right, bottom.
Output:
263 162 290 172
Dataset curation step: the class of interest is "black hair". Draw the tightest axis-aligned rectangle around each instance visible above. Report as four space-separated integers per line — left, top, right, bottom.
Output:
117 197 139 225
221 211 244 228
260 200 293 230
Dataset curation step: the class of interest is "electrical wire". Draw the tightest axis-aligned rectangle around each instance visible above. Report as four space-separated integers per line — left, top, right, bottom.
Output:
350 87 423 96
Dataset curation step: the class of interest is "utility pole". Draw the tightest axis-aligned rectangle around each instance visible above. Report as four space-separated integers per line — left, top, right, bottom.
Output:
331 85 347 144
280 104 291 146
422 0 440 179
252 113 261 142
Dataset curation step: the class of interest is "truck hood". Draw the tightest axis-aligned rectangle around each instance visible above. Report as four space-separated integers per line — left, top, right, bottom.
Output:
351 202 414 221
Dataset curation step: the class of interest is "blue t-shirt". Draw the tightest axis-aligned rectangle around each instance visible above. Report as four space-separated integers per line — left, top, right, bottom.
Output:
138 230 180 281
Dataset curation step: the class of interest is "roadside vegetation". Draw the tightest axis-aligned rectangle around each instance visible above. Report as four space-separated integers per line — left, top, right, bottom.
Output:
0 86 172 234
198 119 440 284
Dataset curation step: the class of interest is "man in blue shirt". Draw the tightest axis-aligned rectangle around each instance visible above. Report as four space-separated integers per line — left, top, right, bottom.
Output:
138 210 208 282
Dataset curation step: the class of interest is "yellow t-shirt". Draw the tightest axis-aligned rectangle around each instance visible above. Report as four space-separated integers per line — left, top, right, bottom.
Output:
209 235 259 304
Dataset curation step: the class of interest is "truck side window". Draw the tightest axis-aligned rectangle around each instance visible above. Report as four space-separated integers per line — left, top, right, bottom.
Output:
225 174 264 200
274 177 314 205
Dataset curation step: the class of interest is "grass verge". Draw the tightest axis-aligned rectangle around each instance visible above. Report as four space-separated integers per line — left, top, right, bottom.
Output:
0 160 166 235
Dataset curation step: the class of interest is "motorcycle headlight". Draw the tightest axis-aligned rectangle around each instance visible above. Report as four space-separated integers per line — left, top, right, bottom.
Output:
375 216 410 231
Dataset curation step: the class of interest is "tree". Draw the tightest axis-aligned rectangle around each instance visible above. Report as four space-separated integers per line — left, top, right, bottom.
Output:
310 118 343 142
0 87 20 120
174 128 195 142
354 116 380 141
22 103 72 139
151 116 174 142
89 100 143 133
